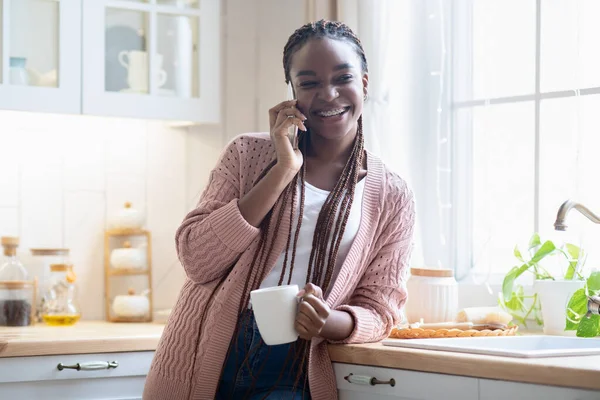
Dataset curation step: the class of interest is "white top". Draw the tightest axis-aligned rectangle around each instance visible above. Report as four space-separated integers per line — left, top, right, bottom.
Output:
259 178 365 291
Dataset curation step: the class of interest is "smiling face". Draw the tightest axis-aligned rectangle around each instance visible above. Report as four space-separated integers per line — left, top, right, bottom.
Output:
289 37 368 141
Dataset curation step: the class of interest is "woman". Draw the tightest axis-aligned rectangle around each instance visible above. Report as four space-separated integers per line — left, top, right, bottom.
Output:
143 20 415 400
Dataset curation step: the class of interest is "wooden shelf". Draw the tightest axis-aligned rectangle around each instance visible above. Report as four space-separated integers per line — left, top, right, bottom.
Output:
108 268 148 276
106 228 147 236
104 230 153 323
108 315 152 323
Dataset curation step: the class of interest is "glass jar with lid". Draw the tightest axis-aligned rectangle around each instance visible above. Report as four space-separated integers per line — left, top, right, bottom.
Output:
0 237 36 326
42 263 81 326
30 248 70 322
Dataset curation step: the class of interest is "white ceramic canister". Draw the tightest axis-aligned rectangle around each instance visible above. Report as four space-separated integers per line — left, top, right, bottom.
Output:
404 267 458 324
110 241 145 270
112 288 150 318
109 202 145 231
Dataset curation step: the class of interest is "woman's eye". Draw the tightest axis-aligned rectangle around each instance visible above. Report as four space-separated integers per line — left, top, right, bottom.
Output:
298 81 317 88
338 74 353 82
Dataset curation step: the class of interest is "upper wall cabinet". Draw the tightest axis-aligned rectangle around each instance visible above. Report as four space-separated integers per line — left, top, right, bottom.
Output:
0 0 220 124
0 0 82 114
83 0 220 123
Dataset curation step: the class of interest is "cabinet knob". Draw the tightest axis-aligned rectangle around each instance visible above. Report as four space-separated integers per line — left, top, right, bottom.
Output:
57 361 119 371
344 373 396 387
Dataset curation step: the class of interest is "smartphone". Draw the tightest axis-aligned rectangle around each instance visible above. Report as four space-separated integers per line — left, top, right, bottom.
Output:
287 81 298 149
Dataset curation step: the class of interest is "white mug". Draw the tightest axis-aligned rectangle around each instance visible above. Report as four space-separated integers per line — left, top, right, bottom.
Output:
250 284 299 345
118 50 167 92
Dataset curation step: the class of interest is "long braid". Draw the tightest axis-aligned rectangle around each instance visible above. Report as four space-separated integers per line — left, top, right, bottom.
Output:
218 20 369 400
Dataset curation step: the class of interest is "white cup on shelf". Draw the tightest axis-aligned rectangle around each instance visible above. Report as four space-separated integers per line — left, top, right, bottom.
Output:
118 50 167 93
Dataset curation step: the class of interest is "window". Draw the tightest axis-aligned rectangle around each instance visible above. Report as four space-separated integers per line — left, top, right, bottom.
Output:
451 0 600 279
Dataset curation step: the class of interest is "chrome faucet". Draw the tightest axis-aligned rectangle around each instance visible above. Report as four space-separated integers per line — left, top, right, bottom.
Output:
554 200 600 231
554 200 600 317
588 296 600 318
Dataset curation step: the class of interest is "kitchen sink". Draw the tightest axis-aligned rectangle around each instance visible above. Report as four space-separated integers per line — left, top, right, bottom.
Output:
381 335 600 358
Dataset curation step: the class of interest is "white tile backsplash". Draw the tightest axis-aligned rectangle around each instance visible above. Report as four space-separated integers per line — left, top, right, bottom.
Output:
63 127 106 192
0 208 19 237
0 160 19 208
64 191 105 320
20 163 63 249
0 110 217 320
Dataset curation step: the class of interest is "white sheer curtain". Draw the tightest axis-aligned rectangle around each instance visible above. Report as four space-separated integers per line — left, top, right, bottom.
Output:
338 0 452 269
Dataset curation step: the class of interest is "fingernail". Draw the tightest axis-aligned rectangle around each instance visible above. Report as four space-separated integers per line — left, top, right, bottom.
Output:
297 290 305 297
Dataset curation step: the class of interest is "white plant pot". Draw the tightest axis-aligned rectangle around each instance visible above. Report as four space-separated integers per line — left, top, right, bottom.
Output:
535 279 585 336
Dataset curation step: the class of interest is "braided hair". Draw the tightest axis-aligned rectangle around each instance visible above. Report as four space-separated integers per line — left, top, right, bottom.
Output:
224 20 368 399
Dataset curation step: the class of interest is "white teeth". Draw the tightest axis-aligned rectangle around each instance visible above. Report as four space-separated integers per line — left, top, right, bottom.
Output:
318 108 346 117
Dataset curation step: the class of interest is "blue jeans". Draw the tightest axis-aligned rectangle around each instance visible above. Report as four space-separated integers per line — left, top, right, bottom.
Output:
216 310 311 400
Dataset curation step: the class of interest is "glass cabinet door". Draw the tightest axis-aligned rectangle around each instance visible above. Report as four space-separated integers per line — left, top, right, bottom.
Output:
0 0 81 113
83 0 219 123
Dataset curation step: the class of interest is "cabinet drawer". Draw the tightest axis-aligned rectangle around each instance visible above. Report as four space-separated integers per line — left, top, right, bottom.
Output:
0 351 154 383
0 377 145 400
479 379 600 400
334 363 479 400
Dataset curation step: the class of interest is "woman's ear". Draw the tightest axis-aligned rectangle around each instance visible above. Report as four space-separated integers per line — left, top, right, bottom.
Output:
362 73 369 100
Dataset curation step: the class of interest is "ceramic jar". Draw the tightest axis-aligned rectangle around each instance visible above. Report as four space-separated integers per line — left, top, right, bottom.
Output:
110 241 145 270
404 267 458 324
109 202 145 231
112 288 150 319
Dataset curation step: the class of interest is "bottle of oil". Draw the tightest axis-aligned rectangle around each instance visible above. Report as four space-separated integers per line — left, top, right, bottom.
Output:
42 263 81 326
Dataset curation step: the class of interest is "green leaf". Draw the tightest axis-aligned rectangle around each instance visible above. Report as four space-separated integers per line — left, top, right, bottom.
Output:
576 315 600 338
528 233 541 250
565 288 587 330
503 263 535 301
502 267 520 301
505 291 524 312
530 241 556 263
565 243 581 259
514 245 524 262
564 243 581 280
587 271 600 292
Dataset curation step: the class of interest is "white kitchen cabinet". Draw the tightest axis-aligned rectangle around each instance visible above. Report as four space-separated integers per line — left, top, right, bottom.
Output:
0 0 220 123
334 363 600 400
334 363 479 400
0 0 82 114
0 351 154 399
82 0 220 123
479 379 600 400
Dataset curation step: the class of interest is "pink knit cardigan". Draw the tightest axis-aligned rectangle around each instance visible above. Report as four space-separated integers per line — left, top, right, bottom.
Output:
143 132 415 400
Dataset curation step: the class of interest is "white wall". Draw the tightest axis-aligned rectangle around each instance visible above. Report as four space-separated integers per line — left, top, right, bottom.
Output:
0 110 221 320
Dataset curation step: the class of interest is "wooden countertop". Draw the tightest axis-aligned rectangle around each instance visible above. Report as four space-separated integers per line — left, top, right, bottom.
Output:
2 321 599 391
328 342 600 391
0 321 164 358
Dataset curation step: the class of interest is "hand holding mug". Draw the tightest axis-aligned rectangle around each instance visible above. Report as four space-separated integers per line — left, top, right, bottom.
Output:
295 283 331 340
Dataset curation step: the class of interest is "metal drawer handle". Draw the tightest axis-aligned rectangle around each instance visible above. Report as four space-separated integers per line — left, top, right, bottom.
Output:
344 373 396 387
57 361 119 371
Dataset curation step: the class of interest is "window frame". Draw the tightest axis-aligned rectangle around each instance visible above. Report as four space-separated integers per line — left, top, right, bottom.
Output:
449 0 600 281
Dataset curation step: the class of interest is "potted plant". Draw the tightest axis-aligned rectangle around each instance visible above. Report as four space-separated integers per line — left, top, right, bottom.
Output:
500 233 587 335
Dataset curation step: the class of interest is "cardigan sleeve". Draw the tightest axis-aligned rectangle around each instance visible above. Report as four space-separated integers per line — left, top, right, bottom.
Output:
175 142 261 284
332 188 416 344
